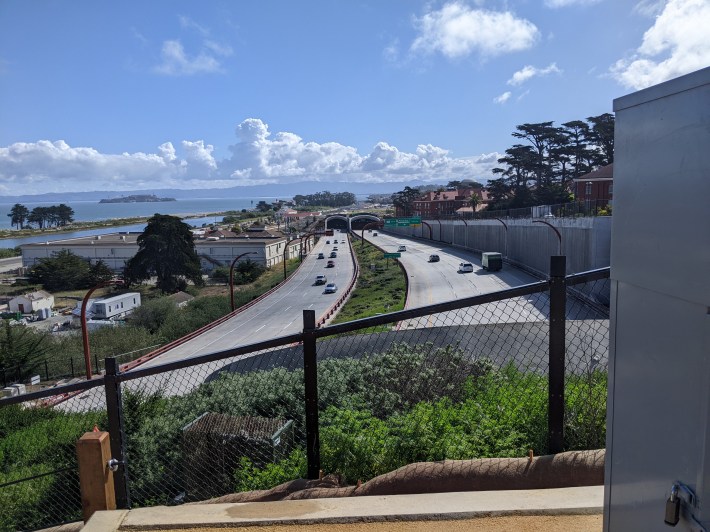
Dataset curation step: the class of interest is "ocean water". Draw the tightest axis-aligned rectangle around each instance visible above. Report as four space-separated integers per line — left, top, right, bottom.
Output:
0 197 272 248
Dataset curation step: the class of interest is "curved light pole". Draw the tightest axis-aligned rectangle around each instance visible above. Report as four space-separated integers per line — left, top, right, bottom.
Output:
81 279 123 380
493 217 509 258
532 220 562 256
421 221 433 240
230 251 257 311
283 237 298 280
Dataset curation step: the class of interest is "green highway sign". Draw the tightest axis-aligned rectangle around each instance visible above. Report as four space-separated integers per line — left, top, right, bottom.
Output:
384 217 422 227
383 252 401 258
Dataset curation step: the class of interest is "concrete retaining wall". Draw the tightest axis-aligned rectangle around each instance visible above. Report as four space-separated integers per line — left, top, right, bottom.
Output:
387 217 611 277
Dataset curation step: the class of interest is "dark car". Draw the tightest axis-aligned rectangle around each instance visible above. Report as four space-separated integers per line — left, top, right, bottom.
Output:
428 254 440 262
317 253 325 259
326 260 335 268
330 252 337 258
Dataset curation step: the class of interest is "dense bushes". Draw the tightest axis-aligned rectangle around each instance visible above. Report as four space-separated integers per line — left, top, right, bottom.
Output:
0 405 103 531
116 342 606 500
0 341 606 529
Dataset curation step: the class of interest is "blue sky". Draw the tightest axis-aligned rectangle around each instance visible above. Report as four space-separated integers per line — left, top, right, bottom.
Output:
0 0 707 196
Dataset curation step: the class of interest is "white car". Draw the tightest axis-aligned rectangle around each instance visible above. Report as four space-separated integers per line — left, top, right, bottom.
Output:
398 245 407 252
458 262 474 273
323 283 338 294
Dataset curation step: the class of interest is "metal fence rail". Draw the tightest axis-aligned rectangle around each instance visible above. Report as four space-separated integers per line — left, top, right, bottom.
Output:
0 258 610 530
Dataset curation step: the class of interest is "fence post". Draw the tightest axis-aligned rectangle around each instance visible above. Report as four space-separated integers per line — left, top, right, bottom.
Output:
548 255 566 454
76 430 116 522
104 357 131 508
302 309 321 479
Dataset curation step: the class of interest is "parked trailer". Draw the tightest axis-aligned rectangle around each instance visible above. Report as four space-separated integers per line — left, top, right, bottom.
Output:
91 292 141 319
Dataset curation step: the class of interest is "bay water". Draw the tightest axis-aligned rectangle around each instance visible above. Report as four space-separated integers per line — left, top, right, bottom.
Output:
0 197 272 248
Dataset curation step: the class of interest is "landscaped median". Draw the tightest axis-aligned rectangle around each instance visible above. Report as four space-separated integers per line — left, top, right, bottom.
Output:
329 235 406 324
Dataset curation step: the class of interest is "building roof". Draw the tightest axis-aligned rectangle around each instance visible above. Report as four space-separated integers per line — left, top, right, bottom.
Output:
575 163 614 182
182 412 289 440
12 290 52 302
20 232 141 248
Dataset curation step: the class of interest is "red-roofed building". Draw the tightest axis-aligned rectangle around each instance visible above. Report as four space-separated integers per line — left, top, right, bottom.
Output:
573 164 613 207
410 189 485 218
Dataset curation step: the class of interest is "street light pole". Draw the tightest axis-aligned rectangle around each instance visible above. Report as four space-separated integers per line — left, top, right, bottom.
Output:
230 252 257 311
532 220 562 256
81 279 123 380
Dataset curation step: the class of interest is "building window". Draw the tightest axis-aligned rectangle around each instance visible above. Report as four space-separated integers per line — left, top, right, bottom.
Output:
608 184 613 195
585 182 592 196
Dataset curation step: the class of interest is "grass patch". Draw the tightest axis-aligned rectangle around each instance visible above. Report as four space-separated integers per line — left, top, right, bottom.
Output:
331 238 406 323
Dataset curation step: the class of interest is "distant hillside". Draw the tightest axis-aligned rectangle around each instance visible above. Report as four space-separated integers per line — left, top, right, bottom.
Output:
0 181 410 203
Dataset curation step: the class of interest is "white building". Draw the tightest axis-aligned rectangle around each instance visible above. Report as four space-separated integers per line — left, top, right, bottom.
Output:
20 227 303 273
8 290 54 314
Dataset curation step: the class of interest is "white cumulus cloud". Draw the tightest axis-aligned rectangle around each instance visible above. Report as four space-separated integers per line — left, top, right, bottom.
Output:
0 119 504 195
410 2 539 59
507 63 562 86
154 39 228 76
494 91 512 104
610 0 710 89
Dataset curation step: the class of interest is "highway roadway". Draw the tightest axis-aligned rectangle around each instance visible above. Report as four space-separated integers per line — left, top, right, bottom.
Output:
361 230 600 328
56 228 607 410
56 231 356 409
141 231 354 367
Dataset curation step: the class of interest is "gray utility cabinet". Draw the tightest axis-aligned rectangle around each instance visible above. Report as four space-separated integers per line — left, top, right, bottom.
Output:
604 67 710 530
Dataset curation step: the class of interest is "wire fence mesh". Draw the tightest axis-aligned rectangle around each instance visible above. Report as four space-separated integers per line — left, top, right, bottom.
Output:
0 387 105 531
0 267 610 529
118 343 308 506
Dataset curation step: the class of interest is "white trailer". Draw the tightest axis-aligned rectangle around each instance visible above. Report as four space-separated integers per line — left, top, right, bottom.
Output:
91 292 141 320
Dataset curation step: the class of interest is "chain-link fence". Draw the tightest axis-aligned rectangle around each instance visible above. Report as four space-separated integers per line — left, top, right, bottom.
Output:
0 380 106 531
0 263 609 530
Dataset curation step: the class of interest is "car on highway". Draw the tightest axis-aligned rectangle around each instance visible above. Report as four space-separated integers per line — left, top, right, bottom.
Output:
333 246 338 251
334 239 338 244
326 240 331 244
330 251 337 258
323 283 338 294
326 260 335 267
398 245 407 252
315 274 327 285
317 253 325 259
428 254 440 262
373 232 378 236
458 262 474 273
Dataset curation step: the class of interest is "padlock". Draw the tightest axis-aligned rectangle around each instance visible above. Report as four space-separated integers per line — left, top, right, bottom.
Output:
664 484 680 526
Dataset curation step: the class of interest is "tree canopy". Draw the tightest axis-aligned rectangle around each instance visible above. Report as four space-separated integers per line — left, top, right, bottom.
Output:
293 191 356 208
7 204 29 229
488 113 614 210
125 214 204 293
28 250 114 291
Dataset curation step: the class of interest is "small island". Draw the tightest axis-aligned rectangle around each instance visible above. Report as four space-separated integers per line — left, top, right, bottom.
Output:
99 194 176 203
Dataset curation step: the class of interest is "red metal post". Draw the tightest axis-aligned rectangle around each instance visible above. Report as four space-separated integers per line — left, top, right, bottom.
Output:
81 280 122 380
